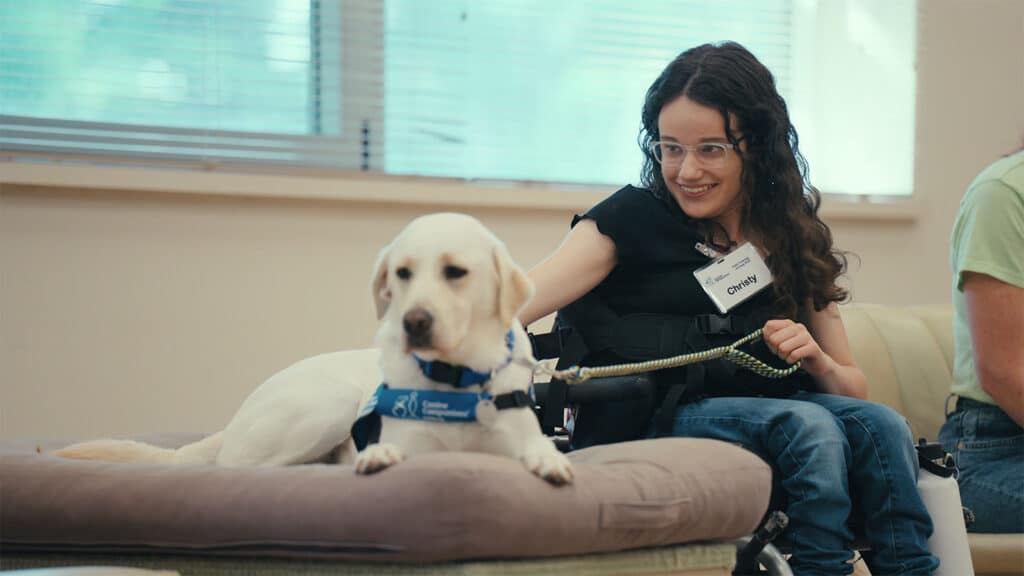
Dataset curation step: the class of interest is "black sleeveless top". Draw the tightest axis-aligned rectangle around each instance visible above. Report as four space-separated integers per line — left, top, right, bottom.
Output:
568 185 813 398
580 185 758 317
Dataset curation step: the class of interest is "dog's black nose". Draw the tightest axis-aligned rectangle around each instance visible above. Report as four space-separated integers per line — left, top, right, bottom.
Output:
403 308 434 342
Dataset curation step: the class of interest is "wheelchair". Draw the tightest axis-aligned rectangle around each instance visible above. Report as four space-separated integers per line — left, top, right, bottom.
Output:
528 324 798 576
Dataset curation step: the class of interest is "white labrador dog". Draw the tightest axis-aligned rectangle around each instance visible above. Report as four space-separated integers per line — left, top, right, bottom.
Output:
354 212 572 483
52 213 572 484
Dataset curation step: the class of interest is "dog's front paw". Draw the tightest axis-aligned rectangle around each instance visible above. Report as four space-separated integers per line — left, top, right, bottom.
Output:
355 443 405 474
522 442 574 485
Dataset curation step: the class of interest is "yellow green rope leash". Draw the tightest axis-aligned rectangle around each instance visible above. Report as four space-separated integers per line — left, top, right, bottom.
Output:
544 328 801 384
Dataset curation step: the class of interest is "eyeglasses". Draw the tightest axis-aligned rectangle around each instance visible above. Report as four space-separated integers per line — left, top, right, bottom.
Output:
648 140 738 167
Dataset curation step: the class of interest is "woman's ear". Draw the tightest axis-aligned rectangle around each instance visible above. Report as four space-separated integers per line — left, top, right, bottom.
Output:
370 244 392 320
492 243 534 327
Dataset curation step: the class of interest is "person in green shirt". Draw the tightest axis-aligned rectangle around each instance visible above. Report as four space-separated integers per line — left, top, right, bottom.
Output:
939 147 1024 533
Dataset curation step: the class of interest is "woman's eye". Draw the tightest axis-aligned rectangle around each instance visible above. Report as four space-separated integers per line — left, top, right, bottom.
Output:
698 144 727 157
443 265 468 280
396 267 412 280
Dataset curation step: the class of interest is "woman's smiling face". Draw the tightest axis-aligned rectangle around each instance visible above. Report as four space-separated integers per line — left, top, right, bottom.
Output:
657 95 745 238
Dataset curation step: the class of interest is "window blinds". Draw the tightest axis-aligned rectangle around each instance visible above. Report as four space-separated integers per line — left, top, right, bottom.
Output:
382 0 792 185
0 0 379 169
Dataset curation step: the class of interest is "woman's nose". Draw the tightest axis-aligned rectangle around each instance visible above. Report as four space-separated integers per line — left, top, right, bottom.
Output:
675 152 702 181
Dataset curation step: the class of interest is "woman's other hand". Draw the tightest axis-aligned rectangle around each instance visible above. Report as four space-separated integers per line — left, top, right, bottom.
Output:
762 304 867 398
763 319 833 378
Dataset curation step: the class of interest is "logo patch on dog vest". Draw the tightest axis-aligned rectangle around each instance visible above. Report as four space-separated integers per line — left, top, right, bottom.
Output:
371 386 484 422
351 384 535 450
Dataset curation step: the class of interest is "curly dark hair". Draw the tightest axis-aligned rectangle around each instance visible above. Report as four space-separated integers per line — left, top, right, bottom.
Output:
639 41 849 319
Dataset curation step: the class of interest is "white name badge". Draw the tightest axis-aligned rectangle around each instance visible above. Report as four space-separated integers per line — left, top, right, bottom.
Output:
693 242 773 314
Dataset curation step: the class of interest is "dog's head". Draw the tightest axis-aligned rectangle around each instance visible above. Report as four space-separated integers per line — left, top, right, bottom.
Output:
371 213 534 360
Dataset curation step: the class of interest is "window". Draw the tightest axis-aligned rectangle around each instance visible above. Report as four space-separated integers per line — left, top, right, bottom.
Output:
788 0 917 197
0 0 916 196
384 0 792 187
0 0 374 168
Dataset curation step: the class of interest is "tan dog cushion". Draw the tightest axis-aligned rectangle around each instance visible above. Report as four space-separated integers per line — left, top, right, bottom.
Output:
1 435 770 562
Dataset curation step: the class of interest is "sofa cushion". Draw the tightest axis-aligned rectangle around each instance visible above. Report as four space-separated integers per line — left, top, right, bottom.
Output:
0 435 770 563
841 304 953 440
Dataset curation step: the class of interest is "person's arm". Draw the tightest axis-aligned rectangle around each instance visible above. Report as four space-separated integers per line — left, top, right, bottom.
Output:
962 271 1024 426
762 302 868 399
520 219 617 328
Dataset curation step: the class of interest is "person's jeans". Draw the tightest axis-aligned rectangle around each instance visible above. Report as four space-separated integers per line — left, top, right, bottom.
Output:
670 391 939 576
939 397 1024 533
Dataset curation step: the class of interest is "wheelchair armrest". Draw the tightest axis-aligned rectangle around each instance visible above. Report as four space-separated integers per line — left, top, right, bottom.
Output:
534 373 654 404
563 373 655 403
533 373 656 434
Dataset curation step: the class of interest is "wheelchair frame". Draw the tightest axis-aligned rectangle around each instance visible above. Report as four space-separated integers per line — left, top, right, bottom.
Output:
529 328 797 576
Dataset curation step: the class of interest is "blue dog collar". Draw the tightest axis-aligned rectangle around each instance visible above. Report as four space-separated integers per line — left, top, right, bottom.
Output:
412 329 515 388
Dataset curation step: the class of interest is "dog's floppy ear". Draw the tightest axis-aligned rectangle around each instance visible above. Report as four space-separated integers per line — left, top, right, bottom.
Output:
492 242 534 327
371 244 392 319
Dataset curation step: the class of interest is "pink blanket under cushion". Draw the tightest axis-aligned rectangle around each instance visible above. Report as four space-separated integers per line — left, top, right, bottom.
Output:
0 435 770 563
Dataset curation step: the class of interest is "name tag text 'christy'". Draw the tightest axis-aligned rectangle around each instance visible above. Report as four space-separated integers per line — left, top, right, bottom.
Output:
727 274 759 295
693 243 773 314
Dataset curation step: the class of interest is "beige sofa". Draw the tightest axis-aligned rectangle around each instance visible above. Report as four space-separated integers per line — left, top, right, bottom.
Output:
841 303 1024 576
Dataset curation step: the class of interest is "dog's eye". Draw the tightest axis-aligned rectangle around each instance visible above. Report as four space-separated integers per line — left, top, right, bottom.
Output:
443 265 467 280
396 267 412 280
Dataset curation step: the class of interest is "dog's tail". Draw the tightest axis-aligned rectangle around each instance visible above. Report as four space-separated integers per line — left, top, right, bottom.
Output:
50 431 224 466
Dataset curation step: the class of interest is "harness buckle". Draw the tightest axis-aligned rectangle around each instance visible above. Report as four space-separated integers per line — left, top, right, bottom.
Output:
427 362 465 387
695 314 735 335
529 325 572 360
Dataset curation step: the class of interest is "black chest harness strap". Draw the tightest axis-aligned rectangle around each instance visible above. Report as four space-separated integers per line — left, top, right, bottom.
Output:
530 292 802 440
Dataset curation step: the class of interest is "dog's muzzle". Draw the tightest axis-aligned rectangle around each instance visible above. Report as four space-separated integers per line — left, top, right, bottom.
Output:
403 308 433 348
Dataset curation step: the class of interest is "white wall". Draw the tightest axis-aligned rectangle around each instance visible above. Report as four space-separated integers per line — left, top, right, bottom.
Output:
837 0 1024 305
2 0 1023 440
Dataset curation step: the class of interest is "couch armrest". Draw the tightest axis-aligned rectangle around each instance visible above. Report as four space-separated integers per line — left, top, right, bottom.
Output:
840 303 954 441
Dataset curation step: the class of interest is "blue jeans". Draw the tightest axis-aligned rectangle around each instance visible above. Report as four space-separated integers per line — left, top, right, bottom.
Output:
670 391 939 576
939 397 1024 533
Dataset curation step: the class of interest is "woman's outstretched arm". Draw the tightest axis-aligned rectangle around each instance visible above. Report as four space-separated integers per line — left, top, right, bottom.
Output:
520 219 617 328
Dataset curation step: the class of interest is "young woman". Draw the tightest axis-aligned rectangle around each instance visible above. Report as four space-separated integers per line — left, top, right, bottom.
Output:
520 42 939 576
